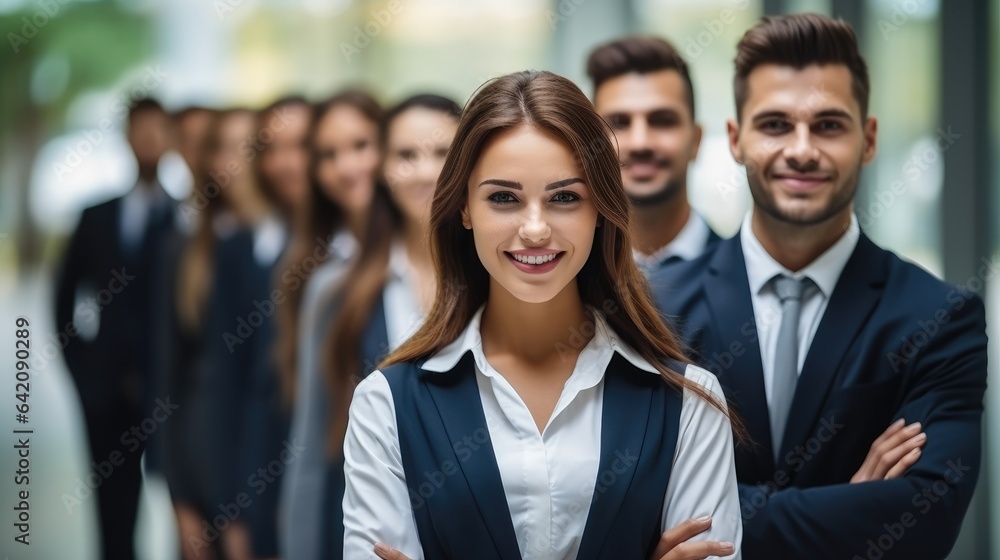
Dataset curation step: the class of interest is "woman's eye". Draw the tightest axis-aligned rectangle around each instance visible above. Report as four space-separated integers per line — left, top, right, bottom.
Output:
551 191 580 204
398 149 417 162
489 192 518 205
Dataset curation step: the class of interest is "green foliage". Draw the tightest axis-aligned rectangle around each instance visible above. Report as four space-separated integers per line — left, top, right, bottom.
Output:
0 0 154 135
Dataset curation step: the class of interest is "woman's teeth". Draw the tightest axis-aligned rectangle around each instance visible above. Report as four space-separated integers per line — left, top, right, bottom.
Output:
512 253 557 265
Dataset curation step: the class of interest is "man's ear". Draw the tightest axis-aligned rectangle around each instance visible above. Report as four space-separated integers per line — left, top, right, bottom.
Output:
726 119 743 164
862 116 878 165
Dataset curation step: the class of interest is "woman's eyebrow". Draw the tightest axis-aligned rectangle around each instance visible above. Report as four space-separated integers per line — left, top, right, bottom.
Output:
477 177 584 190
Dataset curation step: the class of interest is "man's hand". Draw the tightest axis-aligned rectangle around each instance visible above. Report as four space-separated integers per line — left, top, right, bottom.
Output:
851 419 926 483
650 516 736 560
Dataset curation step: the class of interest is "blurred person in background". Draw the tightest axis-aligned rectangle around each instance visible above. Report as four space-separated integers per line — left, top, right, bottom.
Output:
194 108 277 560
279 93 459 560
233 95 313 559
54 97 178 560
587 36 722 275
154 107 234 560
173 106 216 190
273 89 384 560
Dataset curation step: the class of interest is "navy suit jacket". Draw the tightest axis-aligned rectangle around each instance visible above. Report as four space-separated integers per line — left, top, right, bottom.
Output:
202 229 289 556
55 194 178 419
649 232 987 559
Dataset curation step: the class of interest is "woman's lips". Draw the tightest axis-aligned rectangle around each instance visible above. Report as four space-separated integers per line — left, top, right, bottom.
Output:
505 251 565 274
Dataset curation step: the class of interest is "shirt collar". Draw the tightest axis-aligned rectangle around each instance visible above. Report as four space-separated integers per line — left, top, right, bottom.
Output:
328 228 358 263
740 211 860 298
632 210 711 267
387 238 411 282
421 304 661 380
252 213 287 266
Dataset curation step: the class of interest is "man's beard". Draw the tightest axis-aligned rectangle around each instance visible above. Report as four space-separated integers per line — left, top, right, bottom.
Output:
627 175 683 207
748 163 860 226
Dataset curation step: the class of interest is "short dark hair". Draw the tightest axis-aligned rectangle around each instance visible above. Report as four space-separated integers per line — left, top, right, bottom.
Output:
586 35 696 120
734 13 870 121
128 97 166 123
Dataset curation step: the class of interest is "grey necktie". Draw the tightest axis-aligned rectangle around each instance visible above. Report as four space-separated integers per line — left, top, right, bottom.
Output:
770 275 807 462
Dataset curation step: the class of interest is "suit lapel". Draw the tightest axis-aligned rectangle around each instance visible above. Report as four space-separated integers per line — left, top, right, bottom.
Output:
779 235 887 462
423 353 521 559
704 235 776 473
577 355 654 560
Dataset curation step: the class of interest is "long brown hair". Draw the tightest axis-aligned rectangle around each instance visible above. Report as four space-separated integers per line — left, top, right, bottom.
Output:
274 90 383 407
383 70 742 434
177 108 250 331
323 94 461 455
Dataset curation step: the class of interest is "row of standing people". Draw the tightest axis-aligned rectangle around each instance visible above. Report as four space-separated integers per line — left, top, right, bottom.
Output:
53 11 987 560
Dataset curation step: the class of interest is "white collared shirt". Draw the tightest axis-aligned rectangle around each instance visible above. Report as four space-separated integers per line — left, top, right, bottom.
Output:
383 240 425 347
740 212 860 409
633 210 712 269
120 179 169 250
252 213 288 267
343 306 742 560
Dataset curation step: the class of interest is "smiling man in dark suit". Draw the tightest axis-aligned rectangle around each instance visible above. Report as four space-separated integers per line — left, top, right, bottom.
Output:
650 13 987 560
55 97 179 560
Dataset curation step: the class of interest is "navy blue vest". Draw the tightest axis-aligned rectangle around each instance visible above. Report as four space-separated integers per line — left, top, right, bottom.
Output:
383 352 685 560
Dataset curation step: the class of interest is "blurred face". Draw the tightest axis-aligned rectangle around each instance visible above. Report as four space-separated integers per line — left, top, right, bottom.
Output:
128 109 171 177
314 105 380 217
384 107 458 226
594 70 701 203
462 125 599 305
176 109 214 175
728 64 877 226
259 104 311 211
209 112 259 208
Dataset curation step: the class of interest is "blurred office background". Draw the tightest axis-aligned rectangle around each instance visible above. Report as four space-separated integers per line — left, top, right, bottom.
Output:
0 0 996 558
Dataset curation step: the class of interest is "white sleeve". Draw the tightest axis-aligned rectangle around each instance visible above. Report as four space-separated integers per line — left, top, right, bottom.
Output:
342 371 424 559
661 364 743 559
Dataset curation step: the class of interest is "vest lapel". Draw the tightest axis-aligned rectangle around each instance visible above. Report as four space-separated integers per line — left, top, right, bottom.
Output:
423 353 522 559
577 355 654 560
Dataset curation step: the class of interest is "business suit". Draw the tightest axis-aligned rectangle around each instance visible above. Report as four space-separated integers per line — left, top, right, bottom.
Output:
634 212 723 275
54 188 178 560
202 223 289 557
649 228 988 559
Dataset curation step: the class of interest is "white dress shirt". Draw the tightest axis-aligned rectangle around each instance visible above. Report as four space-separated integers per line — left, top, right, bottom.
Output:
633 210 712 268
740 212 860 409
252 213 288 267
119 179 169 251
343 305 742 560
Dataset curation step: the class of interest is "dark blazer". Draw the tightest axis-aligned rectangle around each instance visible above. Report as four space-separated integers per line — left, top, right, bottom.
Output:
639 221 724 275
202 228 289 557
649 232 988 559
55 194 178 416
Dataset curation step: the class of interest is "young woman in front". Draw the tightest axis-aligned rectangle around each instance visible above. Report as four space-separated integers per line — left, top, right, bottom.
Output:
342 71 742 560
